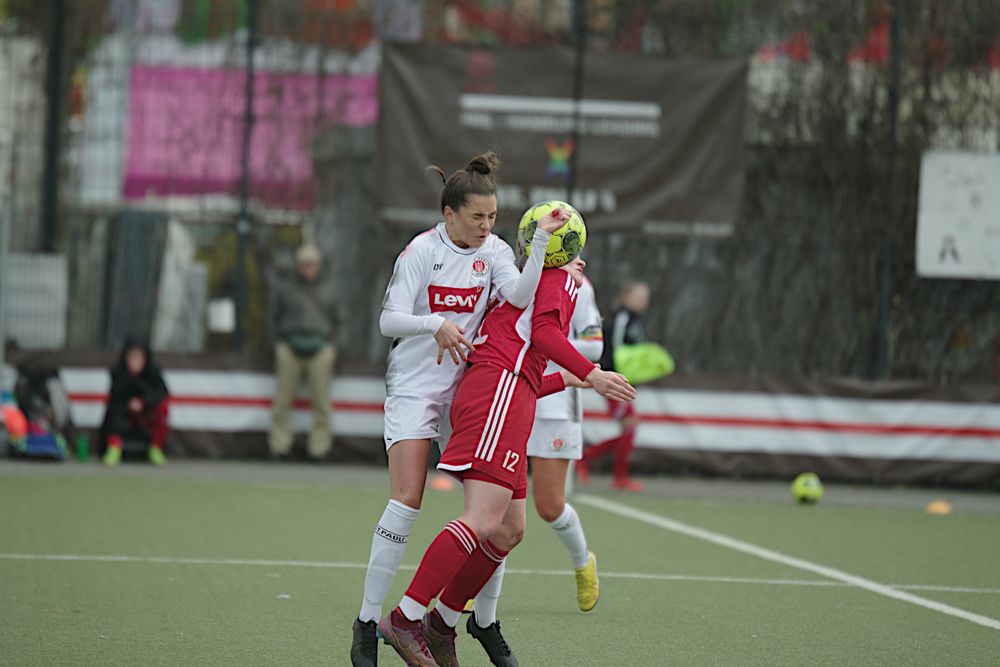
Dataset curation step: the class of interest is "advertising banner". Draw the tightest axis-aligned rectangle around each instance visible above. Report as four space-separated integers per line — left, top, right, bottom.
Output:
377 43 747 232
125 66 378 210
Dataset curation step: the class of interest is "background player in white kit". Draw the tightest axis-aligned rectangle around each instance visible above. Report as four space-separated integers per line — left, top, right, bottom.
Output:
527 259 604 612
351 152 567 667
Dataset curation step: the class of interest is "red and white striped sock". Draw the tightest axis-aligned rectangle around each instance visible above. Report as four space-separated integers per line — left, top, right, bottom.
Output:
438 540 509 626
398 520 478 622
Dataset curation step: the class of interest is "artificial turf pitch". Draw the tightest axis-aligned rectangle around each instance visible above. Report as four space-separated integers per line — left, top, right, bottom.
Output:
1 461 998 665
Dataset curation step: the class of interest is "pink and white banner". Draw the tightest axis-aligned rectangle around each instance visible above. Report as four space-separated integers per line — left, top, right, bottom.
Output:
125 66 378 209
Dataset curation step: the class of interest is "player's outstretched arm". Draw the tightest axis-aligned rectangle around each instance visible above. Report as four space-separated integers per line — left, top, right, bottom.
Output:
572 336 603 362
533 312 600 383
496 208 570 309
537 369 591 398
560 369 592 389
583 367 636 403
570 281 604 361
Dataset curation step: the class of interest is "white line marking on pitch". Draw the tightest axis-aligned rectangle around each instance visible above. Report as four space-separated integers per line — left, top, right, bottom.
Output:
1 553 999 596
575 494 1000 631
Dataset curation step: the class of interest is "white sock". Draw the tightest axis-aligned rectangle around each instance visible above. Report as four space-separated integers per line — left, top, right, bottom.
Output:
358 499 420 622
399 595 425 622
549 503 590 569
473 558 505 627
435 603 462 628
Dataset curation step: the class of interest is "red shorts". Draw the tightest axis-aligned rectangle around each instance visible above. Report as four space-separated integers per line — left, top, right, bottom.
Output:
608 397 636 421
438 363 534 499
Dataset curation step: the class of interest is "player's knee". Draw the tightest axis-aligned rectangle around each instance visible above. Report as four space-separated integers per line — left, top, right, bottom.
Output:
499 509 527 549
463 514 504 542
507 524 525 549
391 487 424 510
534 496 563 523
491 521 524 551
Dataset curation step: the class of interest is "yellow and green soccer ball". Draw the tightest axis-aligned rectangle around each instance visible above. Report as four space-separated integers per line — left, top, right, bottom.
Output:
516 200 587 268
791 472 825 504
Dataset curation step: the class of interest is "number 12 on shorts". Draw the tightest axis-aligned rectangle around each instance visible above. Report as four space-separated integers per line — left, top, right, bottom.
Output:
502 450 520 473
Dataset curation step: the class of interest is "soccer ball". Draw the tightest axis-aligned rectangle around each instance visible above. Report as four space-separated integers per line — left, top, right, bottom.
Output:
516 200 587 268
791 472 825 504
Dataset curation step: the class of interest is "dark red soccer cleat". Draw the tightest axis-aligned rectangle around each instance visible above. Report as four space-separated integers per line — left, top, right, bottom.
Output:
378 608 438 667
422 608 461 666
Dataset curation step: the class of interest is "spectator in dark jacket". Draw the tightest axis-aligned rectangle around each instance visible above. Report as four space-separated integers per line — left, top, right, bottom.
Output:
101 338 170 466
577 281 650 491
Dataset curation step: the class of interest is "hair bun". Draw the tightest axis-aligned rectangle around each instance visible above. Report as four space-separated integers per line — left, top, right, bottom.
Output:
431 150 500 213
464 151 499 176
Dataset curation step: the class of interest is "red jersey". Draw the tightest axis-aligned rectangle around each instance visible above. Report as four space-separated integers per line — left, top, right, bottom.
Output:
469 268 590 393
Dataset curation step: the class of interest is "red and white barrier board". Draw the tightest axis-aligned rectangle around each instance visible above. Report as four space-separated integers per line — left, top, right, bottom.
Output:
62 368 385 438
61 368 1000 464
583 390 1000 464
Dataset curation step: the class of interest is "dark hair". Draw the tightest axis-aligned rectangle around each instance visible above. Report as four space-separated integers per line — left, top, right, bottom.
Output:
426 152 500 213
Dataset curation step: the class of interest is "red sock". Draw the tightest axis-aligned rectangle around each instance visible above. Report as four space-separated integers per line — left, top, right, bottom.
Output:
612 427 637 480
582 435 618 462
107 436 123 450
439 540 508 612
584 431 626 463
404 520 478 607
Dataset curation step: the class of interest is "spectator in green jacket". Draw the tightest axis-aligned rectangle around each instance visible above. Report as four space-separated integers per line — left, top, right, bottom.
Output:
269 243 339 462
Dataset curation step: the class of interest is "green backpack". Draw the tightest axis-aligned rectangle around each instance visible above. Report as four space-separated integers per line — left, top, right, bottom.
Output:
613 343 675 386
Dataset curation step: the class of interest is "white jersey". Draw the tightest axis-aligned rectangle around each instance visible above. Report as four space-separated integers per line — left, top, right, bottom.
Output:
535 278 603 421
382 223 520 404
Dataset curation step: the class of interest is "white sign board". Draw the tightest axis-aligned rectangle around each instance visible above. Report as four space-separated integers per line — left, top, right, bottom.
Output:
3 254 68 348
917 150 1000 280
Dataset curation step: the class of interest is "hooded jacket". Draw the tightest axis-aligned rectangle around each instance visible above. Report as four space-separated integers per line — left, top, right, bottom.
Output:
108 338 169 408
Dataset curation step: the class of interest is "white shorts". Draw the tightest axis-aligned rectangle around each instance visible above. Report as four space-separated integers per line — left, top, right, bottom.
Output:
526 418 583 460
383 395 450 451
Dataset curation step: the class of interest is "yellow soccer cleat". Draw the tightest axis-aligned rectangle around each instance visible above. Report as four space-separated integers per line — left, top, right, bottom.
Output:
462 598 475 613
102 447 122 467
575 551 600 612
148 448 167 466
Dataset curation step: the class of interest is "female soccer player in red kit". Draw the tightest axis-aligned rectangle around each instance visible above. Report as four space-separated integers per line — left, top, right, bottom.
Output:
379 232 636 667
351 152 568 667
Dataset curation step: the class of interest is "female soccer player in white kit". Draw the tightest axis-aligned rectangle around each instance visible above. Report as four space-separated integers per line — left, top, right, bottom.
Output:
527 262 604 612
351 152 566 667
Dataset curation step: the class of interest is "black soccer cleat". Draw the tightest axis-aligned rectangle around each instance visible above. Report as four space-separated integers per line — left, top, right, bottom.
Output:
466 614 519 667
351 617 378 667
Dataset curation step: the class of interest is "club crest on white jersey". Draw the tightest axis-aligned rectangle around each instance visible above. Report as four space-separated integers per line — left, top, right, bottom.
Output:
471 256 489 277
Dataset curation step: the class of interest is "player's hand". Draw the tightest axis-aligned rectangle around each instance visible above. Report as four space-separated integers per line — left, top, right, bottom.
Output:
434 320 476 365
559 369 592 389
128 397 144 413
584 367 636 403
537 207 570 234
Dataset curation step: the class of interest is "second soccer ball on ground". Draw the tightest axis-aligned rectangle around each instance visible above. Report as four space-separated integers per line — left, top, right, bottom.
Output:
791 472 825 504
